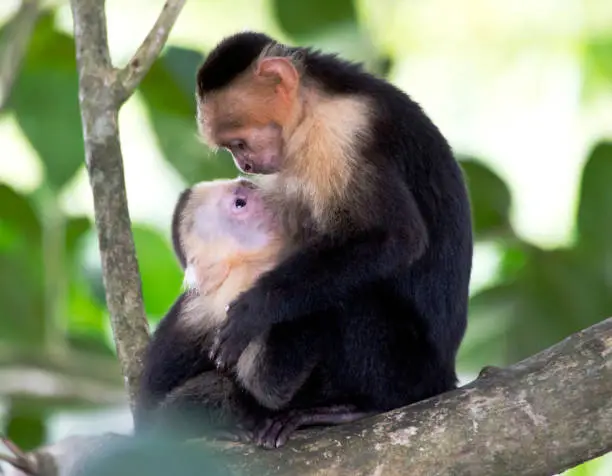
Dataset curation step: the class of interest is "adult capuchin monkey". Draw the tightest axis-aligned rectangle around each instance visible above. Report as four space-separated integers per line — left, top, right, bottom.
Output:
193 31 473 435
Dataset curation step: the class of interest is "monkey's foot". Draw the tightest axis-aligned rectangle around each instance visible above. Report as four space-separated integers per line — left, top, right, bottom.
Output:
252 405 371 449
204 426 254 444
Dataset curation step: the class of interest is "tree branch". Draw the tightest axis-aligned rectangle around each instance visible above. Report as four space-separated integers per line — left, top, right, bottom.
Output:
3 317 611 476
116 0 186 102
68 0 184 414
0 366 126 406
0 0 40 111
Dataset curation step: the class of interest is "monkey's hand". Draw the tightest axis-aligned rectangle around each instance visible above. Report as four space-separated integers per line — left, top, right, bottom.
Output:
209 292 268 371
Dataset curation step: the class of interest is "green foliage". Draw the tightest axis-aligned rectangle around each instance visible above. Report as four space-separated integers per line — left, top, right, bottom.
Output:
132 225 183 320
0 184 45 346
461 140 612 369
0 183 41 245
0 3 610 474
139 46 237 184
7 12 84 192
460 157 512 239
576 141 612 259
5 405 47 451
583 36 612 94
273 0 357 39
65 217 91 259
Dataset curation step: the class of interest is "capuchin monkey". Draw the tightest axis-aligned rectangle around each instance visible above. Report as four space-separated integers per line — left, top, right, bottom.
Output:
135 178 352 448
192 31 473 431
134 178 288 437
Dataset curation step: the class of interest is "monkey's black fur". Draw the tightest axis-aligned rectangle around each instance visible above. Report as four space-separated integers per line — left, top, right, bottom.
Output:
203 31 473 386
137 31 473 446
170 188 192 268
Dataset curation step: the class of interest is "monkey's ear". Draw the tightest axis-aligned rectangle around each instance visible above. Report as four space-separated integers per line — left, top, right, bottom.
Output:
255 57 299 98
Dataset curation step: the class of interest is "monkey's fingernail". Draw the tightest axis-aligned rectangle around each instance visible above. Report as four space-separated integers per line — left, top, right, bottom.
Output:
225 304 230 312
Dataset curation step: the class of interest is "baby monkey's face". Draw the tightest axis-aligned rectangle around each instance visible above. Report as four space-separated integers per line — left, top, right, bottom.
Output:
186 177 278 253
174 177 282 296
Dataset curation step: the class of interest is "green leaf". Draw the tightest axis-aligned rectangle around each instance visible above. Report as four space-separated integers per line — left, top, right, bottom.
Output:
161 46 203 99
496 240 528 281
65 216 91 258
139 47 237 184
0 186 45 346
66 279 111 356
8 12 84 191
562 453 611 476
0 183 41 245
272 0 357 39
132 225 183 319
148 112 237 182
460 157 512 240
459 284 517 372
0 247 45 346
507 247 611 363
576 141 612 257
582 36 612 94
4 405 47 451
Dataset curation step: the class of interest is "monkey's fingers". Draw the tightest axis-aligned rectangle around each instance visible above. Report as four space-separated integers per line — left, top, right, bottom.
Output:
208 333 225 370
208 428 254 444
252 417 276 448
210 322 252 371
257 406 372 449
262 414 301 449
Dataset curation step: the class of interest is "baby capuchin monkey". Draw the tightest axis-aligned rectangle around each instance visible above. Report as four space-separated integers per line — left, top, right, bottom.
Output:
135 177 358 448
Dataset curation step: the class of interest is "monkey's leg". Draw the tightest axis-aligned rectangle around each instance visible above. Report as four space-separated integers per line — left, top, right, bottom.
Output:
152 371 267 442
254 404 372 449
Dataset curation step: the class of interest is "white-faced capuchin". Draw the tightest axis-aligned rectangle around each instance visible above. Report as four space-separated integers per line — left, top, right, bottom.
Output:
135 177 351 448
190 31 473 442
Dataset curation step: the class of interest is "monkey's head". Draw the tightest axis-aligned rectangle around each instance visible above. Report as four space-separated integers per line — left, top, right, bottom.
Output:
196 32 373 227
172 177 281 294
196 32 304 176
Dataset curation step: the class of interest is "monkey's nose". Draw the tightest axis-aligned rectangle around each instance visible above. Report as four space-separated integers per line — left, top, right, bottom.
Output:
243 163 252 172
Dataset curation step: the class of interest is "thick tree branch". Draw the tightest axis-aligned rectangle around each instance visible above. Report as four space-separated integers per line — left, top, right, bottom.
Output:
68 0 184 413
0 0 40 111
3 317 611 476
116 0 186 102
218 316 612 476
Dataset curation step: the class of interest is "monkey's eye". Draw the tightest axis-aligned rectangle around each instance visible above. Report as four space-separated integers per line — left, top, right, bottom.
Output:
229 140 247 152
234 197 247 209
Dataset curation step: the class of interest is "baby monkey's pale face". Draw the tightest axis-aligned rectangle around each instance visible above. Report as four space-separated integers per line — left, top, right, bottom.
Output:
189 177 277 253
175 177 282 298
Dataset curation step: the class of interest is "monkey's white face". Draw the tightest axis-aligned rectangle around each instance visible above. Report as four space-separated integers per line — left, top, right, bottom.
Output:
190 178 276 251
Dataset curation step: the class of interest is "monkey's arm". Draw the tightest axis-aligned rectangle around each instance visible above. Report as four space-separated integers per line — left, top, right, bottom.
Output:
211 179 428 368
159 318 325 444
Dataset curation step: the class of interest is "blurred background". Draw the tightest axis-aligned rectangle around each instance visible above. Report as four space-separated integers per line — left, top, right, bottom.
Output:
0 0 610 473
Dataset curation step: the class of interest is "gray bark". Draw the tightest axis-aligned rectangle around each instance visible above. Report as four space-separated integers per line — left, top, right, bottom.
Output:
68 0 185 411
2 317 611 476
